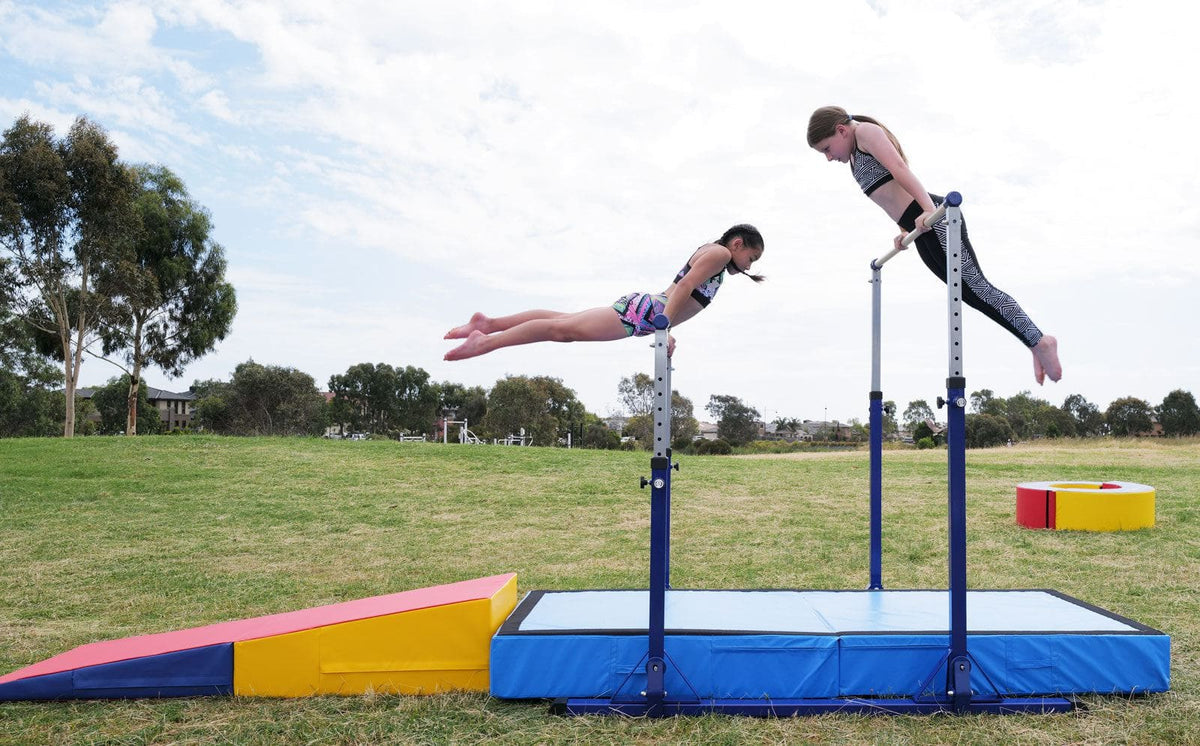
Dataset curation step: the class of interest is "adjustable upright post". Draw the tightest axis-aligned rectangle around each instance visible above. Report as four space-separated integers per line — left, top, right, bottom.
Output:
940 192 971 711
660 324 673 590
645 313 674 715
883 192 1070 715
867 262 885 590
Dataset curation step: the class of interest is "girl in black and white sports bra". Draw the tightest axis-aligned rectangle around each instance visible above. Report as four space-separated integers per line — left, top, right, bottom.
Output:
807 105 1062 386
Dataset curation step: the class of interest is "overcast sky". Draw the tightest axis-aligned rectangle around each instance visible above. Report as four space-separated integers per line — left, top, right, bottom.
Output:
2 0 1196 425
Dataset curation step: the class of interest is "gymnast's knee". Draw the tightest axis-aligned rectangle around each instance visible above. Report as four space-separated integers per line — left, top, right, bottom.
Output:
546 320 582 343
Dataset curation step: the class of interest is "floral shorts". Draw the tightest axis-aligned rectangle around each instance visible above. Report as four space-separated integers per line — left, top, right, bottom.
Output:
611 292 667 337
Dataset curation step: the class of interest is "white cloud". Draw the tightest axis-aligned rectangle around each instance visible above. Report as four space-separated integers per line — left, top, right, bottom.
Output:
198 89 237 123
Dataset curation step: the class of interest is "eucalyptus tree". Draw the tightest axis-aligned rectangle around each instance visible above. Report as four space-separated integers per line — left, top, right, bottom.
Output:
97 164 236 434
705 394 760 447
328 363 439 436
193 361 326 436
1062 393 1105 437
617 372 655 416
1157 389 1200 436
1105 397 1154 437
901 399 935 434
483 375 584 446
0 115 135 436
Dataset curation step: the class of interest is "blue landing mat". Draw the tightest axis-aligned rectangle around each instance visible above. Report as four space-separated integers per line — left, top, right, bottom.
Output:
489 589 1169 700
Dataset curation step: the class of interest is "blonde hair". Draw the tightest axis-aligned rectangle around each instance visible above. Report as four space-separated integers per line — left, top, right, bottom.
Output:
807 106 907 163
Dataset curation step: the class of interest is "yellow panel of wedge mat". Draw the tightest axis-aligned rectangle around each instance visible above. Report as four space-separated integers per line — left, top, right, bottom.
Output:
234 576 517 697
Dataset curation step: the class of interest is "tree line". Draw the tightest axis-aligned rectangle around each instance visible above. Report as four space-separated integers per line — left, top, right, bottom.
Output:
5 342 1196 450
186 361 597 446
892 388 1200 449
180 364 764 450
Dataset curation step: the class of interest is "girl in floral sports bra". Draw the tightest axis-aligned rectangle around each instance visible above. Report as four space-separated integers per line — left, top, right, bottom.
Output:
807 105 1062 385
444 224 764 361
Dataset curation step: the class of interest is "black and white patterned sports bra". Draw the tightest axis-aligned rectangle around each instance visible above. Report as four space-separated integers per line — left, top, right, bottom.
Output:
850 146 893 196
673 260 725 307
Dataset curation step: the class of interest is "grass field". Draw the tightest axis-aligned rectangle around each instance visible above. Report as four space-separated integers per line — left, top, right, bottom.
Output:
1 436 1198 745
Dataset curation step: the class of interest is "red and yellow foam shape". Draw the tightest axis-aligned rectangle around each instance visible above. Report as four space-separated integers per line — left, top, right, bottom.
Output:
0 573 518 701
1016 481 1155 531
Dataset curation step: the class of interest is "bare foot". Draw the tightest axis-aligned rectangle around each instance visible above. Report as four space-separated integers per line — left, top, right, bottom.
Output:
1031 335 1061 384
444 312 491 340
444 330 489 361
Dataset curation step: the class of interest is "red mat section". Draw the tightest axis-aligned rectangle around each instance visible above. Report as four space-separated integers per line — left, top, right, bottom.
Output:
1015 485 1052 529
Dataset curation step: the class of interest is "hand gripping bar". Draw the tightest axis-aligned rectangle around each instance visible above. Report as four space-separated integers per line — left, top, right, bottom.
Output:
869 192 961 270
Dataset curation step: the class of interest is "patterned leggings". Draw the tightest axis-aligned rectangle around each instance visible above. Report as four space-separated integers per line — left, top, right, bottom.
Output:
900 197 1043 348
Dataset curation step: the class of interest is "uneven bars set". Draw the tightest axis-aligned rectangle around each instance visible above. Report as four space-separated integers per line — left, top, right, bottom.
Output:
563 191 1074 716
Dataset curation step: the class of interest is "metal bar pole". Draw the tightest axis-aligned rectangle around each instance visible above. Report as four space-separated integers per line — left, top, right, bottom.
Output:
645 313 674 715
867 264 884 590
663 342 673 589
652 319 672 460
939 191 970 711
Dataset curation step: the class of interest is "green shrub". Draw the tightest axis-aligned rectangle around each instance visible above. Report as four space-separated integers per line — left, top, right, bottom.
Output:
672 435 694 453
695 438 732 455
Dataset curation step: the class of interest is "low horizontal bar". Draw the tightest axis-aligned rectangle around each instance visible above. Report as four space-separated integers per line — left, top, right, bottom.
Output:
870 203 949 270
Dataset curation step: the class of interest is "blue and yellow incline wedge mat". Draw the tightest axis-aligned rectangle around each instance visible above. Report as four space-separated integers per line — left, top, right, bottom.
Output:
0 573 517 700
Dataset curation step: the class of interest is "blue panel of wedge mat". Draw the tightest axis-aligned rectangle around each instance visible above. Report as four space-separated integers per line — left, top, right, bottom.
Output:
0 644 233 701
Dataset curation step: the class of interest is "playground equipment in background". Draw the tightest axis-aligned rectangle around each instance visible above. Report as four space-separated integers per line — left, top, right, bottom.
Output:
494 429 532 446
441 418 534 446
442 418 482 444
